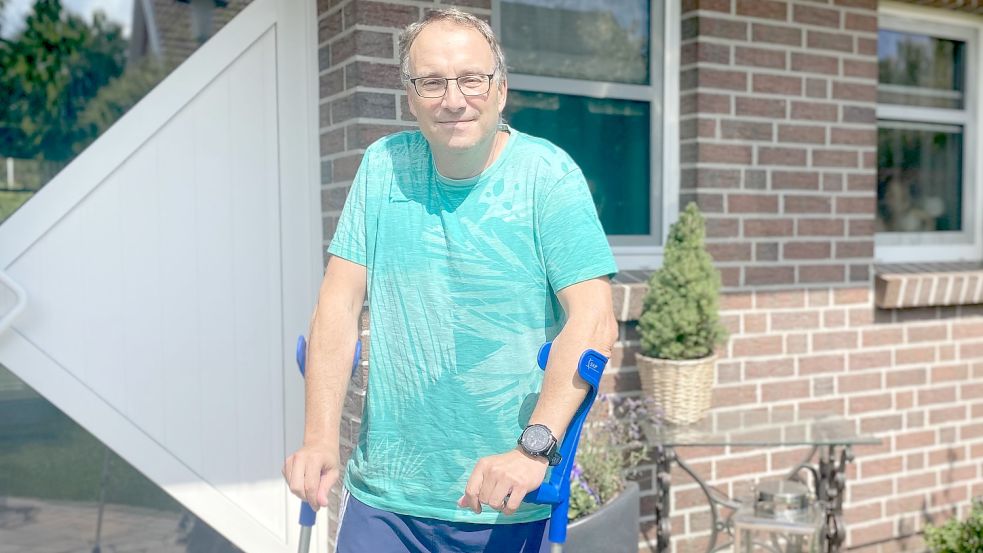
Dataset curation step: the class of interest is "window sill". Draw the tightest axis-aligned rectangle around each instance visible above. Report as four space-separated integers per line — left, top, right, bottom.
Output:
875 262 983 309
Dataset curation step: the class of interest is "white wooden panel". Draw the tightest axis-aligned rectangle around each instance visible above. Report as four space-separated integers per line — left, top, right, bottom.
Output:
0 0 322 549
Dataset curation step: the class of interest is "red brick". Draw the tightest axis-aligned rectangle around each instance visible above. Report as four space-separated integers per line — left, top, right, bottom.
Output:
682 16 748 41
838 372 881 393
772 171 820 190
859 455 903 479
720 120 773 141
858 36 878 55
734 46 786 69
896 430 935 450
757 290 807 308
753 74 802 95
778 124 825 144
813 150 859 167
845 502 883 525
712 385 758 407
716 453 768 479
861 414 903 433
745 359 795 379
728 194 779 213
835 241 874 259
960 341 983 359
350 1 420 28
736 0 788 20
746 266 795 285
691 67 749 91
862 328 903 347
791 101 837 121
850 393 892 414
887 368 927 388
850 479 893 502
791 52 838 75
805 77 828 98
845 12 877 33
952 321 983 340
831 127 877 146
800 264 845 283
744 218 793 237
752 23 801 46
680 92 732 114
793 5 840 27
931 405 967 425
759 147 807 166
849 350 891 371
843 59 878 79
897 346 936 365
681 42 731 65
770 312 820 331
688 143 753 164
843 105 876 123
849 521 895 545
762 379 810 401
898 472 936 494
836 197 875 214
807 30 855 53
961 381 983 400
813 330 858 351
832 81 877 103
733 335 784 357
785 195 831 213
798 218 844 236
736 97 787 118
799 354 845 375
681 0 732 12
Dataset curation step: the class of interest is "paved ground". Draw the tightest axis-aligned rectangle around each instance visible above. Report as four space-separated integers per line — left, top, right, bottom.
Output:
0 496 200 553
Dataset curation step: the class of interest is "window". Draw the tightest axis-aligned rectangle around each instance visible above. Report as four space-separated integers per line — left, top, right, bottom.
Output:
876 9 982 263
494 0 679 269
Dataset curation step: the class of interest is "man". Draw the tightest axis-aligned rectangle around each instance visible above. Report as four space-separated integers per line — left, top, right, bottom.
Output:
283 8 618 552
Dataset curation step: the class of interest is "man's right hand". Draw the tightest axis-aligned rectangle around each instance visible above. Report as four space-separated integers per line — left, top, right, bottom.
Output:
282 442 342 511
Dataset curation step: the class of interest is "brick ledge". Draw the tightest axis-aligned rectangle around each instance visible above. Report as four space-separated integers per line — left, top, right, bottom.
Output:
875 262 983 309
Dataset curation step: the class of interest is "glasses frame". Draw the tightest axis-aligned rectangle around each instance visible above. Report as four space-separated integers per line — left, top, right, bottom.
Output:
406 73 497 98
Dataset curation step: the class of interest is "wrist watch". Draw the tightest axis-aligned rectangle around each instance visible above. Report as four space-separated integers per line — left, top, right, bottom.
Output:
517 424 561 466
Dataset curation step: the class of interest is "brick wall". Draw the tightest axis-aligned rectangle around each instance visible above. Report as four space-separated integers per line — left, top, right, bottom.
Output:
315 0 983 552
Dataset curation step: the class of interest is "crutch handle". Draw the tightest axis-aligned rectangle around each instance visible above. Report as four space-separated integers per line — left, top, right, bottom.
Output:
294 334 362 550
523 341 608 546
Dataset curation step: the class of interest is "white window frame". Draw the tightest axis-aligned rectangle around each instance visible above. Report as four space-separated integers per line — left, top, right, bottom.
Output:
492 0 680 271
876 2 982 263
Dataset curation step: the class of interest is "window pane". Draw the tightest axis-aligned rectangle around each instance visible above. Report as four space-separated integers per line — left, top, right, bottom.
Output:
0 0 253 224
500 0 649 84
877 121 963 233
505 91 650 235
0 364 240 551
877 29 965 108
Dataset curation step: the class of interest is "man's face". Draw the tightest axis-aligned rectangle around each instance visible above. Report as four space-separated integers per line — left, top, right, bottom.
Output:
406 22 507 154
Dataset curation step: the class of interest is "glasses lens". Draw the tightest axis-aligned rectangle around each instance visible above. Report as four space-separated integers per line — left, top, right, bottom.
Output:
417 77 446 98
459 75 490 95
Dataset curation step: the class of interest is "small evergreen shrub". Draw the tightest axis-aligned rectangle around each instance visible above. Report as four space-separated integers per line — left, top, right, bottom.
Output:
638 202 727 360
925 500 983 553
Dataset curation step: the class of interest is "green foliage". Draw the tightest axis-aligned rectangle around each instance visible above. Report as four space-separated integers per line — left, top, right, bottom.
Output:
925 500 983 553
568 396 660 521
638 202 727 360
0 0 127 160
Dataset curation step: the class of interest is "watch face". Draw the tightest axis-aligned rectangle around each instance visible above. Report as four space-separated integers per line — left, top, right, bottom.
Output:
522 425 551 452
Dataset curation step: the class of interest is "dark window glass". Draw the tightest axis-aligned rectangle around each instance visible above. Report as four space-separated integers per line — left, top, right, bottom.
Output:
0 365 241 552
505 91 650 236
877 122 963 233
877 29 965 109
500 0 650 85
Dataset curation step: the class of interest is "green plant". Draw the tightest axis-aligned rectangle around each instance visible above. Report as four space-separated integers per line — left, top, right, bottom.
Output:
568 395 662 521
638 202 727 360
925 500 983 553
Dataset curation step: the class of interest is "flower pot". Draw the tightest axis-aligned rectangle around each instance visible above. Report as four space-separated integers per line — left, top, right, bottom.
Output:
564 481 640 553
636 353 716 425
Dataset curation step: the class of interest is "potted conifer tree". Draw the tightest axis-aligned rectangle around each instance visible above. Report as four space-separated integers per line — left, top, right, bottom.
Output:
636 202 728 425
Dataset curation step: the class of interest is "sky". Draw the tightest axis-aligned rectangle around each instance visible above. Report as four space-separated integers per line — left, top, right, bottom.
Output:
1 0 134 38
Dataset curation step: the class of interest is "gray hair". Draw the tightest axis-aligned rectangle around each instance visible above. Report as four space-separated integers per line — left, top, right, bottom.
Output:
398 8 507 87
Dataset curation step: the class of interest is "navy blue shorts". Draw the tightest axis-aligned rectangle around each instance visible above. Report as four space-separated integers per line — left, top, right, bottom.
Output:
335 490 552 553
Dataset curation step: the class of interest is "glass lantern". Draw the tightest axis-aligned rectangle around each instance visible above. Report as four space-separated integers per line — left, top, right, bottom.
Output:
733 480 824 553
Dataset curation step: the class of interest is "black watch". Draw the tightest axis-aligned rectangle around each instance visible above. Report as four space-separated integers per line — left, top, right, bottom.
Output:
517 424 561 466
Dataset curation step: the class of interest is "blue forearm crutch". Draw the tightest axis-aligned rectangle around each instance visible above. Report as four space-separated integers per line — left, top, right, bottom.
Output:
523 341 609 553
294 335 362 553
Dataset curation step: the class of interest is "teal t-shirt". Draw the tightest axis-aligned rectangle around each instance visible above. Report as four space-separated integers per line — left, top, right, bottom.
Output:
327 127 618 524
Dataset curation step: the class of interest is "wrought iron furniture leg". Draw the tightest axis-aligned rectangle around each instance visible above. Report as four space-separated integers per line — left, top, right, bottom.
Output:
654 445 673 553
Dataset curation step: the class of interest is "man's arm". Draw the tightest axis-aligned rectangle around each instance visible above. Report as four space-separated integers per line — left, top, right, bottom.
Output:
458 276 618 516
526 276 618 441
283 255 366 510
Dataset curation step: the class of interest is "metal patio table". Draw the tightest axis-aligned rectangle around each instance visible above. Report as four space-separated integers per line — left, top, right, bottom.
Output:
648 409 881 553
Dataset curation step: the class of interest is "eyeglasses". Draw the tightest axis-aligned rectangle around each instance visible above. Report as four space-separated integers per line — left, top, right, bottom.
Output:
407 73 495 98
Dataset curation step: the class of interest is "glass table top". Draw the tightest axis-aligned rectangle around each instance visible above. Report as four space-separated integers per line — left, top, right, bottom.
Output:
649 409 883 447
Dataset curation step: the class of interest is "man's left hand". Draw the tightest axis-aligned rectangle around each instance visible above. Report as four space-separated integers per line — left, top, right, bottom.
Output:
457 447 548 516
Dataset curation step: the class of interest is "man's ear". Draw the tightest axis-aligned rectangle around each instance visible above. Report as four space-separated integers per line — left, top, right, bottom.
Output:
497 78 507 114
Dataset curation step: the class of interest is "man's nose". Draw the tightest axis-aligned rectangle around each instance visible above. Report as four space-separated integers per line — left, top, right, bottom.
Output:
441 80 468 111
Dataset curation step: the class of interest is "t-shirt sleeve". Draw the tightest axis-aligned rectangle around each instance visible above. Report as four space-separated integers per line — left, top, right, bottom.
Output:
326 152 370 266
539 169 618 292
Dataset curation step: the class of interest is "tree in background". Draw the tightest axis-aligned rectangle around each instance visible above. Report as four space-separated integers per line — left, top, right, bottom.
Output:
0 0 127 171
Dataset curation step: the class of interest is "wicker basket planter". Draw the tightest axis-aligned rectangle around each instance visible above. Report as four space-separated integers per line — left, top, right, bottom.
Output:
636 353 716 425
